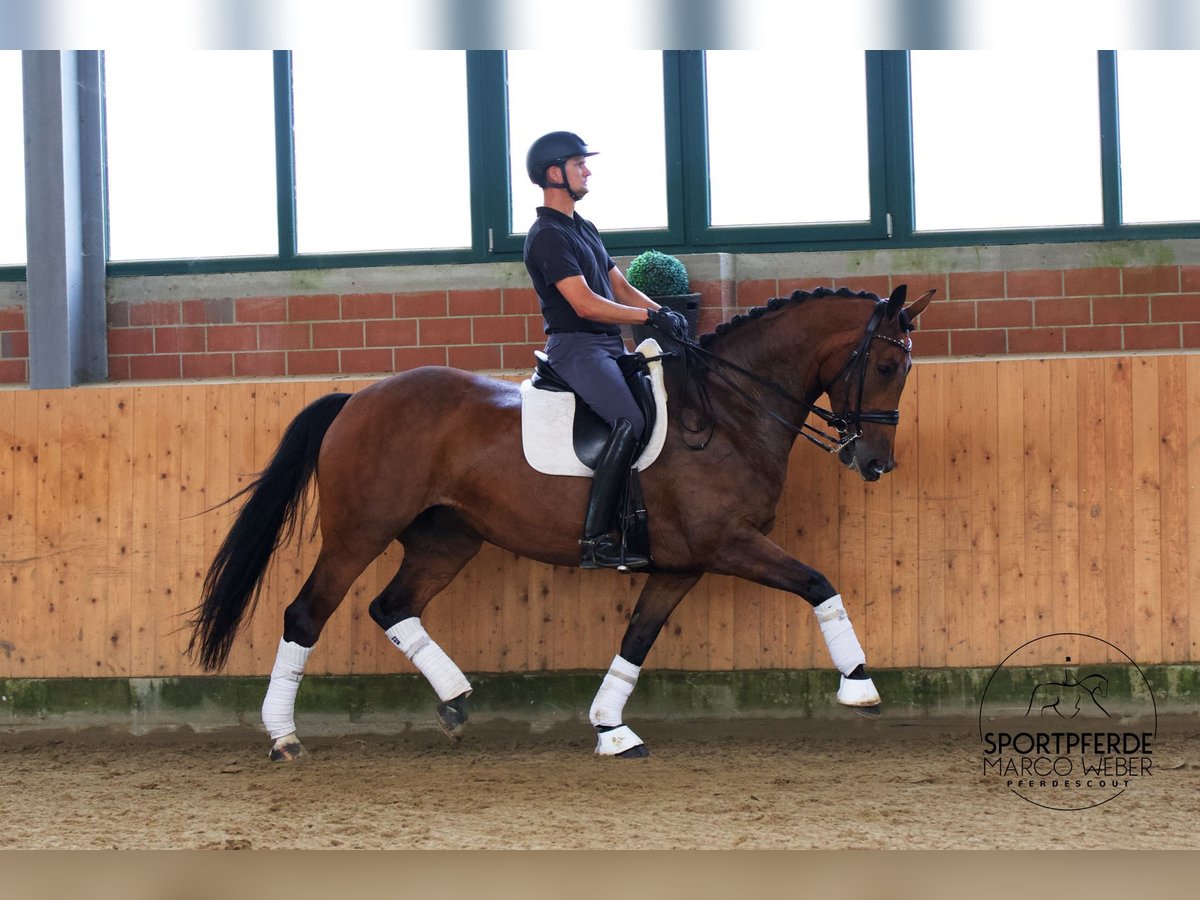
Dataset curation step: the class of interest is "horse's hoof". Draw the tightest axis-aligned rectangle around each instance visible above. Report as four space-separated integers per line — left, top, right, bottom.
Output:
852 704 883 719
594 724 647 757
436 694 469 740
837 674 881 708
615 744 651 759
268 734 307 762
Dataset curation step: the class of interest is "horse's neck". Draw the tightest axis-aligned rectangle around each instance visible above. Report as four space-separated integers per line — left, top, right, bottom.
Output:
709 300 844 410
688 306 827 465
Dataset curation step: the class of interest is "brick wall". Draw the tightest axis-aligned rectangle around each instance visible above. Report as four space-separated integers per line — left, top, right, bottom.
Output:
724 263 1200 359
2 249 1200 386
104 287 546 381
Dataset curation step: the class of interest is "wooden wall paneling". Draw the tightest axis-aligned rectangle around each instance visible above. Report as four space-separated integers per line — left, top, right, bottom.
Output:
104 389 134 676
731 579 765 673
996 361 1027 658
1131 358 1163 664
1103 359 1135 663
74 390 112 675
942 362 976 667
966 362 1001 668
35 392 64 677
888 373 921 668
0 391 19 673
6 392 40 675
468 544 506 672
706 572 736 671
82 390 113 675
915 365 947 667
861 443 896 669
498 548 530 672
152 382 186 675
1157 356 1190 662
659 574 703 670
1021 360 1054 658
1076 358 1109 656
56 390 87 675
8 353 1200 679
526 560 554 671
128 387 158 676
1187 357 1200 662
1048 359 1082 644
549 563 582 671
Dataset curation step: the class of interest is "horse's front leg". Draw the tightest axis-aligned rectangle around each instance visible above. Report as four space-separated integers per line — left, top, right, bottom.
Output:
713 530 881 713
591 572 701 758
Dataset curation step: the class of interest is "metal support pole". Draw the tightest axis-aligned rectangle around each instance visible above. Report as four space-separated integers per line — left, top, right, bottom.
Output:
22 49 107 388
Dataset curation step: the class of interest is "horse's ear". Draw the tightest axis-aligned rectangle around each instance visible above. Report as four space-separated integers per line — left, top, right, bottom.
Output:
885 284 908 320
904 289 936 320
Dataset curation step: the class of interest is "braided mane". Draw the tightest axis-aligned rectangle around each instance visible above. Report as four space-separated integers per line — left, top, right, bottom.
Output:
699 286 916 348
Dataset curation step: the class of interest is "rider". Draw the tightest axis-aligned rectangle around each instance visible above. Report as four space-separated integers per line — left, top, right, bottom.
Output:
523 131 689 571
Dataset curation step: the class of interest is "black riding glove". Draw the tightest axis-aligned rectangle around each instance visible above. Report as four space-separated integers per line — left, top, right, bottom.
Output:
644 307 690 342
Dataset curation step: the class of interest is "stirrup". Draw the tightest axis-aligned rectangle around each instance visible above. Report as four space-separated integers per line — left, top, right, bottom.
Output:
580 534 649 571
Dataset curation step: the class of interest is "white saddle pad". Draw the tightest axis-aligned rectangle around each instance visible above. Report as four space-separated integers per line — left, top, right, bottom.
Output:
520 338 669 477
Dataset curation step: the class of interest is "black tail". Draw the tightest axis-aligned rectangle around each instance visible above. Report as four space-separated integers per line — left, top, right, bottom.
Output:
187 392 352 671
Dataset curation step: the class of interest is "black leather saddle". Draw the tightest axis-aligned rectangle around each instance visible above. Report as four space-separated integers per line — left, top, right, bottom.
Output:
531 350 658 469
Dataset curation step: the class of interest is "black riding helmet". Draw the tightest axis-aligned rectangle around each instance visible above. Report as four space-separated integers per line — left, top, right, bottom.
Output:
526 131 598 201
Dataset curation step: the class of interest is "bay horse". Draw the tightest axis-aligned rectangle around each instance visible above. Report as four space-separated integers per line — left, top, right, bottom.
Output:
188 284 935 760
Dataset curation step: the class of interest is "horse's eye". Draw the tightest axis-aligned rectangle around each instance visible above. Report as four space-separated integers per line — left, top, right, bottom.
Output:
875 363 896 378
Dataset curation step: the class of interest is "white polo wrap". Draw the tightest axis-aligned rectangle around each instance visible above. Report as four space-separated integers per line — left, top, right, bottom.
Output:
385 617 472 702
813 594 867 677
589 654 641 728
261 638 313 740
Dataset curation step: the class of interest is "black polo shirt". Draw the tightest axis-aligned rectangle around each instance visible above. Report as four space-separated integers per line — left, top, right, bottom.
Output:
523 206 621 336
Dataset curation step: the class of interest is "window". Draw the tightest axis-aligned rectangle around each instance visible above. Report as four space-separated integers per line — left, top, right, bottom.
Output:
0 51 25 266
909 51 1103 231
705 51 871 227
505 51 668 235
292 51 472 253
1116 51 1200 225
104 51 277 261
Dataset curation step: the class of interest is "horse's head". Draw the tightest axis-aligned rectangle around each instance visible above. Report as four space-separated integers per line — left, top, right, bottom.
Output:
820 285 935 481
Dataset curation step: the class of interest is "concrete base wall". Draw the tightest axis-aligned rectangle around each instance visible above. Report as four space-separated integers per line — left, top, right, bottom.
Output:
2 666 1194 735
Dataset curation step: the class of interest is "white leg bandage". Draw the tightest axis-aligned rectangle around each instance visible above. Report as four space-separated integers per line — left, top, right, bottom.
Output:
589 655 641 727
385 617 472 702
813 594 866 677
261 638 313 740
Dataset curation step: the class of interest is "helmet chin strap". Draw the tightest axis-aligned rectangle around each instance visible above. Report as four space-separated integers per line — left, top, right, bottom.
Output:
546 163 585 202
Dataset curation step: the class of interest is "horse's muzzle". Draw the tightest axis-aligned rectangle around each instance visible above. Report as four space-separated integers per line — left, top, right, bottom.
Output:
839 443 894 482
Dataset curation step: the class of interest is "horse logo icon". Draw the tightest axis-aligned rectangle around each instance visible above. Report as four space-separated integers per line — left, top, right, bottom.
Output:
1024 671 1110 719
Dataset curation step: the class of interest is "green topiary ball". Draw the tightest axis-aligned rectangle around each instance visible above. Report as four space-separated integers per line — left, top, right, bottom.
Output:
627 250 690 297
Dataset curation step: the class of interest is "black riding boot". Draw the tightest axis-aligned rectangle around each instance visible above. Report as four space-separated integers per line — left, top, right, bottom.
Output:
580 418 649 571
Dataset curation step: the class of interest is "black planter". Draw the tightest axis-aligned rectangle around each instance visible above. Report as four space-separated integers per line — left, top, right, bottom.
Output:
631 292 701 345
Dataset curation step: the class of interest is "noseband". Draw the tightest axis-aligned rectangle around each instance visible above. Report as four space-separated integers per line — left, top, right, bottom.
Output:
672 299 911 453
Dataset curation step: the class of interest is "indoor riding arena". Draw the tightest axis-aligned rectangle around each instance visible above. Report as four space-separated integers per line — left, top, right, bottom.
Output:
3 46 1200 852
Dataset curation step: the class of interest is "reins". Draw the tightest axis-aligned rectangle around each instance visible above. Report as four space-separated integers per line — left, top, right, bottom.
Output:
661 299 911 453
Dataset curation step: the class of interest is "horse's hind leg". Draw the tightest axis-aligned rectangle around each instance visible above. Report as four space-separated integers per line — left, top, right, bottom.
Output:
265 535 394 761
366 507 483 740
591 572 701 759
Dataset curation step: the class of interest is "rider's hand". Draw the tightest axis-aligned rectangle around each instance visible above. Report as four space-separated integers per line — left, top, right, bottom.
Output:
645 307 690 342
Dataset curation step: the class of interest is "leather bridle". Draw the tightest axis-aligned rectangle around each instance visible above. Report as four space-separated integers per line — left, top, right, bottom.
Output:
666 299 912 453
